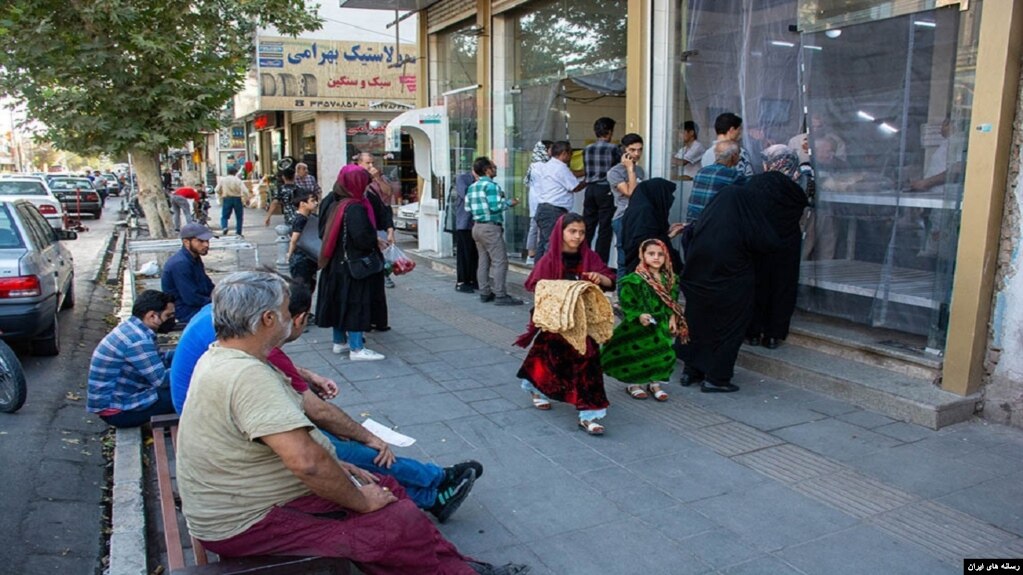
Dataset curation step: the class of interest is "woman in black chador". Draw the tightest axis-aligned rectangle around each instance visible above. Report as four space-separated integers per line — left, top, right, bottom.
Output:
679 145 808 392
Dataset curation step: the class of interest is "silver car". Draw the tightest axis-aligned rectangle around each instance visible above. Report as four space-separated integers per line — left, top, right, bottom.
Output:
0 200 77 356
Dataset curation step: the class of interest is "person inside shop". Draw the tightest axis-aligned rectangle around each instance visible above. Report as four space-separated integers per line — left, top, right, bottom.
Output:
86 290 177 428
524 140 553 266
607 133 646 281
582 117 621 264
161 223 215 324
173 271 529 575
531 140 586 260
672 121 705 180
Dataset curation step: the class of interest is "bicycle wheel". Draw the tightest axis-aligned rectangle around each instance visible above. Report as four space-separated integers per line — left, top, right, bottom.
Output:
0 340 27 413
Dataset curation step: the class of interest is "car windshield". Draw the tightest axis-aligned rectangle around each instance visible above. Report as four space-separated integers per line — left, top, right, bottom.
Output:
49 179 91 191
0 206 23 248
0 181 47 196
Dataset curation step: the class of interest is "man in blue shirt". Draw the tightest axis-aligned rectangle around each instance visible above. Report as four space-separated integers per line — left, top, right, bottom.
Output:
161 223 215 323
687 140 745 223
87 290 177 427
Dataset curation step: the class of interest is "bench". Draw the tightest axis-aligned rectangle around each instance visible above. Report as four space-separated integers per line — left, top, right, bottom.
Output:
150 414 353 574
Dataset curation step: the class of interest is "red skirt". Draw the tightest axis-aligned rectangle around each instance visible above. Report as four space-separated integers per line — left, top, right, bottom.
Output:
517 332 610 411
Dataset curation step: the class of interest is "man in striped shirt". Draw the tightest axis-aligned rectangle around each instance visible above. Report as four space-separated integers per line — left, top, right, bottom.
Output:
466 157 523 306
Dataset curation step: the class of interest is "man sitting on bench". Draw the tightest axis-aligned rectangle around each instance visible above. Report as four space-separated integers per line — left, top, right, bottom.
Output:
175 272 528 574
171 282 480 523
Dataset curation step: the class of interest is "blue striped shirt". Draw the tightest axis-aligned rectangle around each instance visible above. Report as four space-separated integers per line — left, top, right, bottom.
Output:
87 316 169 413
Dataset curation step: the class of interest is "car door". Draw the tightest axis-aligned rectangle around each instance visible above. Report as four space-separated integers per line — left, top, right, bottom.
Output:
15 203 60 304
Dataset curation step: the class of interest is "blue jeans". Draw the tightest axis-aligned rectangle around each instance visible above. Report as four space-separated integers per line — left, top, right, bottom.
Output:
220 196 244 234
612 217 626 285
324 432 445 509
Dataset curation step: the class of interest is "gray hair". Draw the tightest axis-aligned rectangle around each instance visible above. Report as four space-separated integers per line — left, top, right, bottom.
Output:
212 271 290 339
296 162 308 170
713 140 740 165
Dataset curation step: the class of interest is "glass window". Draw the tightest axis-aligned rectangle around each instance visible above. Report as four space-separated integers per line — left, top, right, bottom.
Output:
0 181 47 196
436 21 479 96
345 119 389 159
0 205 23 248
16 204 50 248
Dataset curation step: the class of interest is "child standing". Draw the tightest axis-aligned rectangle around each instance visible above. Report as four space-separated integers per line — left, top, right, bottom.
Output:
287 189 320 293
602 239 688 401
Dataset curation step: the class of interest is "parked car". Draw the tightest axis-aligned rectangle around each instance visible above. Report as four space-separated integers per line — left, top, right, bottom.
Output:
100 173 122 197
47 177 102 218
0 200 77 356
0 177 65 230
393 202 419 236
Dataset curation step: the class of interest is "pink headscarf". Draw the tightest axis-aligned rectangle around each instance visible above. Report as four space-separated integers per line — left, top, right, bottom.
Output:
318 165 377 268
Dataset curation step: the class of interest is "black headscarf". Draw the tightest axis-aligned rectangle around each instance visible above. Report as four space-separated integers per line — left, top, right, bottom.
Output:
620 178 682 273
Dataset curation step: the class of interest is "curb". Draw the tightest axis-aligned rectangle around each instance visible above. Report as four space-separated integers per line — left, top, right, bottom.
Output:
108 427 147 575
90 229 120 285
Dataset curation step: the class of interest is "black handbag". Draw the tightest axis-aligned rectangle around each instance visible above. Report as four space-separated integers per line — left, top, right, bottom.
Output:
342 219 384 279
296 214 322 260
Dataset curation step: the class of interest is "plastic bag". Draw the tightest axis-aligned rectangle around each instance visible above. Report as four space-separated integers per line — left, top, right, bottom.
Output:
383 244 416 276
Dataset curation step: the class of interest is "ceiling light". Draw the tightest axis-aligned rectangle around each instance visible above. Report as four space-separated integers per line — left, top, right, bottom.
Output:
825 29 842 39
803 45 823 51
880 122 899 134
857 111 875 121
913 21 936 28
770 41 796 48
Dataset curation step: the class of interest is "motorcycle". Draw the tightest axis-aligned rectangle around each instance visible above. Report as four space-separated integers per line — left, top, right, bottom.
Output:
0 337 27 413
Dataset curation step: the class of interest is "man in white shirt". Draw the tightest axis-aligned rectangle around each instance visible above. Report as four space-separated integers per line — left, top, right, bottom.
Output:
531 140 585 260
672 121 705 180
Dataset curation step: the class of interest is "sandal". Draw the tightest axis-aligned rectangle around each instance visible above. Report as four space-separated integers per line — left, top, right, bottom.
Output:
626 385 649 400
579 419 605 436
647 384 669 402
531 394 551 410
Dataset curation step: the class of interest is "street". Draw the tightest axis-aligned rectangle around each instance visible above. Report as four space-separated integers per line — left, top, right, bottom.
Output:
0 198 119 575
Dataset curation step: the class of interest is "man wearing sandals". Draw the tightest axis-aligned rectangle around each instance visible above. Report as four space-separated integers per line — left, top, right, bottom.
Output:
175 272 529 575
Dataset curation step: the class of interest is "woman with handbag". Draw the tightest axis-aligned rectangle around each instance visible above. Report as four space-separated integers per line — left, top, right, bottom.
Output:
315 165 387 361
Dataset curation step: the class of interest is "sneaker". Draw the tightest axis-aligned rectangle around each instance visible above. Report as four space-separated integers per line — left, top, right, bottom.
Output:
493 295 524 306
385 276 396 288
332 343 350 354
221 229 229 236
469 563 532 575
430 468 476 523
525 256 535 266
443 460 484 483
455 283 475 293
350 348 385 361
480 292 495 303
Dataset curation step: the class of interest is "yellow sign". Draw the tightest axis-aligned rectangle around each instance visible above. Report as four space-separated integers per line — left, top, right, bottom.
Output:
256 36 418 112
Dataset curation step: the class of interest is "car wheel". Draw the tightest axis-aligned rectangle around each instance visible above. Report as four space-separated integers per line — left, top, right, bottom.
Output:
93 209 102 219
61 274 75 310
0 340 26 413
32 311 60 356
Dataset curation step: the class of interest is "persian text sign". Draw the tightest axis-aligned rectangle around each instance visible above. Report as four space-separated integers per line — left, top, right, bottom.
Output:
256 36 418 112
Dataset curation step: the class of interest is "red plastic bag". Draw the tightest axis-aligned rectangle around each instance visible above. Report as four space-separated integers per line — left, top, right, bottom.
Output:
383 244 416 276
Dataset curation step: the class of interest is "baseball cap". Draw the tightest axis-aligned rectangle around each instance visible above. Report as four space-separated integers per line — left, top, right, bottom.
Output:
180 223 215 241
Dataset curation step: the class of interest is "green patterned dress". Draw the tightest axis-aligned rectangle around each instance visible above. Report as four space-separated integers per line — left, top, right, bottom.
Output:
601 273 679 384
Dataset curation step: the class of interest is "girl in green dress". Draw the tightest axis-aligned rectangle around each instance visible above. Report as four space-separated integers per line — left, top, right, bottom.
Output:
602 239 688 401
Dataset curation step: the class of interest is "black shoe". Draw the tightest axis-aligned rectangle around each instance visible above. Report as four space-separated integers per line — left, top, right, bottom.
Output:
493 295 524 306
444 460 484 482
369 325 391 332
456 283 475 293
701 381 740 393
430 468 476 523
480 292 495 303
746 336 761 347
764 337 781 349
679 372 704 387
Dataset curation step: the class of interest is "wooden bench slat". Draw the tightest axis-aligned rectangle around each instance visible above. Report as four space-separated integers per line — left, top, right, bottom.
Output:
152 424 186 571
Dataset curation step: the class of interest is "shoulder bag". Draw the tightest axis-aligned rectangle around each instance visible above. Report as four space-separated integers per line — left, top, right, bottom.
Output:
342 217 384 280
296 213 322 260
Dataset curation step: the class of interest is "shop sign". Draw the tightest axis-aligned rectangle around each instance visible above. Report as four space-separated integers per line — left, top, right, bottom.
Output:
254 113 277 130
257 36 418 112
419 114 442 125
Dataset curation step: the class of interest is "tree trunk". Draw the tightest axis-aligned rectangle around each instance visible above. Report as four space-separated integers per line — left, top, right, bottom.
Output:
131 148 175 239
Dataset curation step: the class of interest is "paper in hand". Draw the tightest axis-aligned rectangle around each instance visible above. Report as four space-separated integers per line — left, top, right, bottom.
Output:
362 418 416 447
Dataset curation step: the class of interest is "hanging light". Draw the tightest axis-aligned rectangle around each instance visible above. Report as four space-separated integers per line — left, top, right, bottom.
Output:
880 123 899 134
913 20 937 28
770 41 796 48
857 111 876 121
825 29 842 38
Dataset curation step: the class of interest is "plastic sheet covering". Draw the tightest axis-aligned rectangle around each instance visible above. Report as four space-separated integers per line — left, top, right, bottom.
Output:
799 6 969 347
684 0 803 175
568 68 627 96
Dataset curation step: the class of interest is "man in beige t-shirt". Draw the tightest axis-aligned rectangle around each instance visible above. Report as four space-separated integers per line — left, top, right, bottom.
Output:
176 272 526 575
214 166 249 236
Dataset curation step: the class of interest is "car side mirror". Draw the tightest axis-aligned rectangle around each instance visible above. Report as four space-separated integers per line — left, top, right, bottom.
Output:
56 229 78 241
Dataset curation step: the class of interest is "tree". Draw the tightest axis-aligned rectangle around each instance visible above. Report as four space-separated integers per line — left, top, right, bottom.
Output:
0 0 322 237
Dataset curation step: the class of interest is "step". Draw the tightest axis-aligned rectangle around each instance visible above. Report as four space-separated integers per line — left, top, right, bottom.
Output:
737 342 979 429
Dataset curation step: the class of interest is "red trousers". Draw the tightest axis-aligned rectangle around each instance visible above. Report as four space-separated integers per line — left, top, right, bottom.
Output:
200 476 476 575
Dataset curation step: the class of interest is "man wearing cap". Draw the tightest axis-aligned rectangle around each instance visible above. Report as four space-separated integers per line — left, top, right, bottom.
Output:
161 223 216 324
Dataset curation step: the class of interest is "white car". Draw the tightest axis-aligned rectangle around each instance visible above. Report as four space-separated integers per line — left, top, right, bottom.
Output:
0 177 65 230
393 202 419 235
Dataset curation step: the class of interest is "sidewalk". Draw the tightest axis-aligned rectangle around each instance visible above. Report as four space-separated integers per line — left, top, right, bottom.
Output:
174 210 1023 573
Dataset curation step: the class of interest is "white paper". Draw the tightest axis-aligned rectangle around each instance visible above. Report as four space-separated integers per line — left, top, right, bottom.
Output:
362 418 416 447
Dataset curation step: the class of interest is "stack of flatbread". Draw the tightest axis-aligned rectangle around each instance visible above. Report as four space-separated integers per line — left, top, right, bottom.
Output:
532 280 614 354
